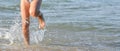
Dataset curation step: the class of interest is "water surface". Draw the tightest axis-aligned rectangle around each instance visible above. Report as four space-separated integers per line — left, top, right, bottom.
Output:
0 0 120 51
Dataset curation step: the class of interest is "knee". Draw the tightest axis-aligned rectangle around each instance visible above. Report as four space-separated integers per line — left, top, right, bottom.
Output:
29 10 39 17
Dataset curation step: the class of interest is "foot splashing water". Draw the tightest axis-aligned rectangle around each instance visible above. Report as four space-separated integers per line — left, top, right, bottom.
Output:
0 17 46 46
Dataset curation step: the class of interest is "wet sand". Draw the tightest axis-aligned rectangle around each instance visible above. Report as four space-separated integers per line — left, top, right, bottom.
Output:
0 45 116 51
0 45 78 51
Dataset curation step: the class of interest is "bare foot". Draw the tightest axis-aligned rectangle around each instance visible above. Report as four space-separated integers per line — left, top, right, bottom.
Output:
24 42 30 48
23 38 30 47
38 13 45 29
39 21 45 29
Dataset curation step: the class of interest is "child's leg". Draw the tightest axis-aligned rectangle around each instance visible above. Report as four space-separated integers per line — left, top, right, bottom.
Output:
20 0 30 46
29 0 45 29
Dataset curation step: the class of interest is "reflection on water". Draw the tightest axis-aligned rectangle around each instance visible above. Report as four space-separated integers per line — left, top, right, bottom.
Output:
0 0 120 51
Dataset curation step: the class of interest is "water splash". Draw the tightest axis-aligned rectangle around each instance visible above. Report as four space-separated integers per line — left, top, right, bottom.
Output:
8 21 22 45
30 29 47 44
0 18 22 45
0 17 46 45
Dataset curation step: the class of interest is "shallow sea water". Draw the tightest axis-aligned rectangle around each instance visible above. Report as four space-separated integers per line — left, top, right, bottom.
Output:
0 0 120 51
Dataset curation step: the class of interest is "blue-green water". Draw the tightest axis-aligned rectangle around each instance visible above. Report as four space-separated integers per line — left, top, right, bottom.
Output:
0 0 120 51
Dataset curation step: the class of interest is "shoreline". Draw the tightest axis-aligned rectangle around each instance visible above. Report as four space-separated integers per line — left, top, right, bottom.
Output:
0 45 78 51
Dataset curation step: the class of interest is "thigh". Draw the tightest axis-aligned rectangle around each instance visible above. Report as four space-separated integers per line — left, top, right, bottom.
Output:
20 0 30 18
30 0 41 12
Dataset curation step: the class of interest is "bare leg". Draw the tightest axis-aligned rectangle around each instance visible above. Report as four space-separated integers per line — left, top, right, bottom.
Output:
29 0 45 29
38 13 45 29
20 0 30 46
